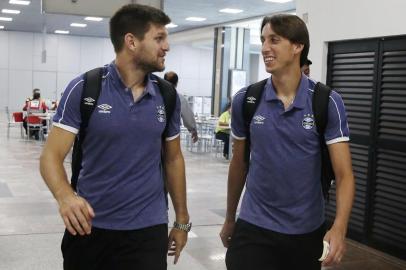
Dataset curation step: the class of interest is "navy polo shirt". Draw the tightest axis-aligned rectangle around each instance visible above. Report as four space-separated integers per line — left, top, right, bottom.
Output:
53 62 181 230
231 75 350 234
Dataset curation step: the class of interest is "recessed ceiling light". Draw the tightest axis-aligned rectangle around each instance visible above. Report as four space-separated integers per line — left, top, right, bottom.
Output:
55 30 69 34
264 0 292 3
84 16 103 22
0 17 13 21
166 23 178 28
185 17 206 22
0 26 4 29
70 23 87 28
9 0 30 5
2 9 21 14
219 8 243 14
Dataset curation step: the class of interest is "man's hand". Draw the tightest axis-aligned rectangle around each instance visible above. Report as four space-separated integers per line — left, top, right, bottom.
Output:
191 130 198 143
220 220 236 248
322 225 347 267
168 228 188 264
58 193 95 236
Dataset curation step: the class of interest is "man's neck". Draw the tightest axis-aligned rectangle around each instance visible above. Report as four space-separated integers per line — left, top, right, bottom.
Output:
271 67 302 97
115 54 146 91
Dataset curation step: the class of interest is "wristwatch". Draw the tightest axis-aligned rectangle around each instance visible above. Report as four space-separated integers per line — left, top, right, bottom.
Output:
173 221 192 232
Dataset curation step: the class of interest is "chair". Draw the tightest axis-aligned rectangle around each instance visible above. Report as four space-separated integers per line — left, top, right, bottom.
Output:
26 107 45 141
5 106 24 138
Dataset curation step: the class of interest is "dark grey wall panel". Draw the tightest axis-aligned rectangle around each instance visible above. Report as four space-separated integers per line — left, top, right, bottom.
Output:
326 36 406 260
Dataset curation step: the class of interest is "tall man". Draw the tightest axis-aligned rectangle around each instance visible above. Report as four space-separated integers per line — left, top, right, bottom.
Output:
40 4 190 270
220 14 354 270
301 58 312 76
164 71 198 143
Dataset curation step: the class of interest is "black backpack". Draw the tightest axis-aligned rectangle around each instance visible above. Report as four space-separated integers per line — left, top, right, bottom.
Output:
243 79 335 201
70 67 177 191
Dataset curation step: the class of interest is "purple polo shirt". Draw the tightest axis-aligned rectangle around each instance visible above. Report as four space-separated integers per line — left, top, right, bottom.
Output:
231 75 350 234
53 62 181 230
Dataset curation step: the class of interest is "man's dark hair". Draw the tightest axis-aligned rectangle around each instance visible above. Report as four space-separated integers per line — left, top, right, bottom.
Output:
261 14 309 67
110 4 171 53
164 71 178 87
305 59 312 66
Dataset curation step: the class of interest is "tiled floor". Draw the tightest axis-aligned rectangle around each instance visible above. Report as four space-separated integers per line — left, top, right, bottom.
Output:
1 121 406 270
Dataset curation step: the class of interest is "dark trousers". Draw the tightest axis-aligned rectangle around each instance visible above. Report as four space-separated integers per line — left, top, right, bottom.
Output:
226 219 325 270
62 224 168 270
215 131 230 157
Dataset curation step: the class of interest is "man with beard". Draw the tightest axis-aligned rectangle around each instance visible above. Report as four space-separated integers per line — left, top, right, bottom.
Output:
40 4 190 270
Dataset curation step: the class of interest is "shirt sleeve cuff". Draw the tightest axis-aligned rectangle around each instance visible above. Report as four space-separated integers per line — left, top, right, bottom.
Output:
326 136 350 145
53 123 79 135
166 133 180 141
231 130 246 140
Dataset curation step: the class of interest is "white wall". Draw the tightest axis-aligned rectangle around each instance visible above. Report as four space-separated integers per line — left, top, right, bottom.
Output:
0 31 115 111
156 44 213 97
296 0 406 82
1 31 213 111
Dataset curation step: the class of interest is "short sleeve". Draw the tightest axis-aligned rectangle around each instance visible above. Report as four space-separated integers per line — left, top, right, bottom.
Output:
324 90 350 145
165 93 181 141
52 76 85 134
230 88 248 140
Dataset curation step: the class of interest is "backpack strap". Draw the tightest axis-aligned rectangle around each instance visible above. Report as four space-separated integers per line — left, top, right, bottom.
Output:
312 82 334 201
313 82 331 136
71 67 103 191
155 75 177 139
243 79 268 165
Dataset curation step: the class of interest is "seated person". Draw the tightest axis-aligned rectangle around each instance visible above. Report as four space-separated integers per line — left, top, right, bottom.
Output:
215 103 231 159
23 88 48 139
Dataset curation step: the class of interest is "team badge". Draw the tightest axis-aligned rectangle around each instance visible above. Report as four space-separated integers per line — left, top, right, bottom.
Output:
157 105 166 123
302 114 314 130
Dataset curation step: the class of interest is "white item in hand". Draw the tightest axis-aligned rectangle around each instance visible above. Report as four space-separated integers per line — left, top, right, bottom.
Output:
318 240 330 261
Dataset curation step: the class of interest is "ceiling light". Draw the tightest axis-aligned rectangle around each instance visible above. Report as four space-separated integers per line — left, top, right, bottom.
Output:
264 0 293 3
0 17 13 21
9 0 30 5
70 23 87 28
185 17 206 22
55 30 69 34
84 16 103 22
0 26 4 29
219 8 243 14
2 9 21 14
166 23 178 28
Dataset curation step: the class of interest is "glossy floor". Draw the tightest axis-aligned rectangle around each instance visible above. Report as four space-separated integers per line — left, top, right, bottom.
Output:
1 122 405 270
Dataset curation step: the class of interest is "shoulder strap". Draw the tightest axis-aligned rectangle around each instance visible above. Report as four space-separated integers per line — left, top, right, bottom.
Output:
243 79 267 165
71 67 103 191
155 75 177 139
313 82 334 201
313 82 332 136
80 67 104 129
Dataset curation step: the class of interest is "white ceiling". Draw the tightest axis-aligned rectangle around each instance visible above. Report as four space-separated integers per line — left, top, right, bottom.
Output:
0 0 295 37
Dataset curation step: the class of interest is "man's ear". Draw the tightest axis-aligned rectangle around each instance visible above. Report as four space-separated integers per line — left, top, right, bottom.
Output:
293 43 304 55
124 33 138 51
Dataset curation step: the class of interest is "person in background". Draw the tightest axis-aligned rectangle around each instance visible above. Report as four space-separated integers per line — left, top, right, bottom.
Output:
215 102 231 159
40 4 190 270
301 58 312 76
164 71 198 143
23 88 48 139
220 14 354 270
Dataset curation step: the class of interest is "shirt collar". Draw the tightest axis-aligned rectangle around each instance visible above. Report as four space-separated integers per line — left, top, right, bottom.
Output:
107 61 157 97
263 74 308 109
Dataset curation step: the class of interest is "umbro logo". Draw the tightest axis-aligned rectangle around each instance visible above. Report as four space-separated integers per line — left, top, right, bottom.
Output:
246 96 256 104
97 104 112 114
253 115 265 125
83 97 95 106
